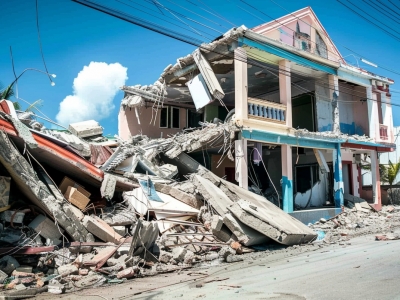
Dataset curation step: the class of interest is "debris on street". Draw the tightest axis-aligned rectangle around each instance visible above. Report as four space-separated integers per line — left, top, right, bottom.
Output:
0 99 317 297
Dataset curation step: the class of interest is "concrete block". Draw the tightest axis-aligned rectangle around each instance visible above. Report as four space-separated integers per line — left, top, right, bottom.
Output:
48 282 65 294
159 251 173 264
100 173 117 201
212 225 232 243
113 226 126 236
15 284 27 291
82 215 123 244
57 264 78 276
218 246 236 259
69 120 103 138
29 214 63 240
211 215 223 231
0 255 20 275
172 247 187 262
226 254 243 263
169 187 203 209
117 267 139 279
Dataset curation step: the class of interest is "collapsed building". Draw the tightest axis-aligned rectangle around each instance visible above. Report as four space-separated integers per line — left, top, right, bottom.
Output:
119 7 395 222
0 5 396 297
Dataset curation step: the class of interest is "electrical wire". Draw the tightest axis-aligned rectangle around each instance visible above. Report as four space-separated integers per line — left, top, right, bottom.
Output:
35 0 53 85
72 0 400 109
362 0 400 25
267 0 400 76
336 0 400 42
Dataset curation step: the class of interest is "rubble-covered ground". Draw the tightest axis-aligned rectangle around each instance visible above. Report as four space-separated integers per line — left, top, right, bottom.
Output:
0 102 398 299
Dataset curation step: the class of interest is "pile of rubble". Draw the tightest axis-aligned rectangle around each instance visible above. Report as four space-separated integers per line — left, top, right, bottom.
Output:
0 99 317 298
310 201 400 244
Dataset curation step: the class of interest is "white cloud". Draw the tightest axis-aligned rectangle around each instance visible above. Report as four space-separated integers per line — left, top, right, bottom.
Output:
56 62 128 125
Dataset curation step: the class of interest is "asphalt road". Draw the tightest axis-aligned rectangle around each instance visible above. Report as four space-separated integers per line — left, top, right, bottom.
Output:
132 233 400 300
39 232 400 300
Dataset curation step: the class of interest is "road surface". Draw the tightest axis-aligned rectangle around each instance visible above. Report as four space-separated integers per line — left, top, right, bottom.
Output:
41 232 400 300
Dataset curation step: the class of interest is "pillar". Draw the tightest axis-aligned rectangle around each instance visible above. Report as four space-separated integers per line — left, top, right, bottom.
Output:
366 86 379 140
281 145 293 212
370 150 381 209
329 75 340 133
333 143 344 208
279 60 291 127
235 138 248 189
234 47 248 126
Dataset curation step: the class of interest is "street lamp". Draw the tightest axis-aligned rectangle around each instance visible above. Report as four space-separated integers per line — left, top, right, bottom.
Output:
9 68 56 88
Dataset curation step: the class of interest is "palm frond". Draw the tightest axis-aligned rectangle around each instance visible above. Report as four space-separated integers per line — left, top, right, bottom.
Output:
0 84 15 100
25 99 43 112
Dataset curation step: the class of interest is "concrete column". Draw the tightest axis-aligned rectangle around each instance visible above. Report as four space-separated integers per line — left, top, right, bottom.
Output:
333 143 344 208
235 138 248 189
370 150 381 208
281 145 293 212
329 75 340 133
366 87 379 140
381 93 394 143
234 47 248 126
279 59 292 127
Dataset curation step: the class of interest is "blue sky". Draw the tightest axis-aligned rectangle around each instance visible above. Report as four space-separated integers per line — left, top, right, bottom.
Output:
1 0 400 135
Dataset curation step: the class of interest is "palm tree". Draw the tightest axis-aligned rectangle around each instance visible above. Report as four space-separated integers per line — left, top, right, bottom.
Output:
387 159 400 204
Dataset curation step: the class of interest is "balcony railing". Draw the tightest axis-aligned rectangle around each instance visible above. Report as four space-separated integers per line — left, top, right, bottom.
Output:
379 124 388 140
247 97 286 124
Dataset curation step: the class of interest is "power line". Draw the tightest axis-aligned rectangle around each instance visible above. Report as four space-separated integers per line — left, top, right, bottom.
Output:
267 0 400 76
35 0 54 85
337 0 400 42
71 0 400 109
116 0 216 40
374 0 399 19
388 0 400 15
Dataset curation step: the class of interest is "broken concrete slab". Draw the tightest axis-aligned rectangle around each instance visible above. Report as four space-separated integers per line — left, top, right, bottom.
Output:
212 225 232 243
223 213 269 246
191 175 233 216
100 173 117 201
0 131 91 242
228 199 317 245
82 215 123 244
154 182 203 209
29 214 63 241
211 215 223 231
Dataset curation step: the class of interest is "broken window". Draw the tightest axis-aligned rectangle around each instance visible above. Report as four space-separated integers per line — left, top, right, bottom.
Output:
187 109 203 128
315 32 328 59
170 107 180 129
160 107 168 128
295 164 320 193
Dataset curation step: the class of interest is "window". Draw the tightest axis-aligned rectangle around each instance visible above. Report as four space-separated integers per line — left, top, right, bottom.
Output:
187 109 204 128
295 164 320 193
159 106 180 128
315 32 328 59
159 107 168 128
170 107 180 129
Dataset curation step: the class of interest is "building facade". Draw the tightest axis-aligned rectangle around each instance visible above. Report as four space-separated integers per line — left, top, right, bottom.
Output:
119 7 395 221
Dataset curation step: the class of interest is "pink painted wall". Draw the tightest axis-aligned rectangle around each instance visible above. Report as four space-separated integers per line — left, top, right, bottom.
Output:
351 86 369 136
118 106 187 141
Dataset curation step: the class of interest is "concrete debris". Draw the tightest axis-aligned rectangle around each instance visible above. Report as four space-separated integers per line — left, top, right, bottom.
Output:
69 120 103 138
0 104 397 299
82 215 123 244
